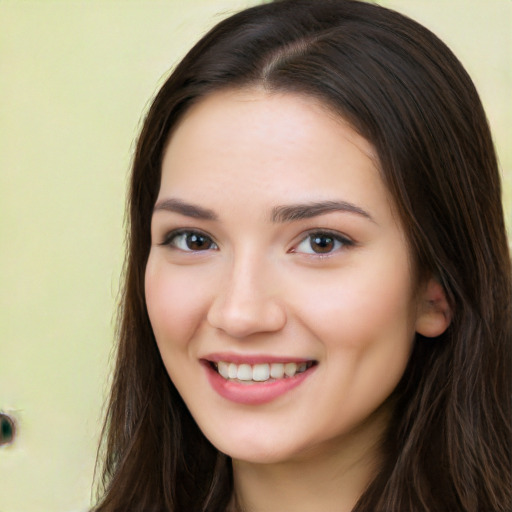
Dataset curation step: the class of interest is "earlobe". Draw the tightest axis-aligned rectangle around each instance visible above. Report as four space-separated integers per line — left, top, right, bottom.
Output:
415 278 452 338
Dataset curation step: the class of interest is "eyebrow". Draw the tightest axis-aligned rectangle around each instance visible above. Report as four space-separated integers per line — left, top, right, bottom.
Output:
153 198 373 223
271 200 374 223
153 198 218 220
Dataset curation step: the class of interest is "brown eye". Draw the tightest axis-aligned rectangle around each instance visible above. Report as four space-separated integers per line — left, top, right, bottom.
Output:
186 233 212 250
293 231 353 255
165 231 218 252
310 234 336 253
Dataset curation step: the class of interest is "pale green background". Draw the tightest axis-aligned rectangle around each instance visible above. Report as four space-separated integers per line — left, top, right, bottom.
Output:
0 1 510 511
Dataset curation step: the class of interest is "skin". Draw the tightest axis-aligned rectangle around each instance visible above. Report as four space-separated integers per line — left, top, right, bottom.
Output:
145 88 449 511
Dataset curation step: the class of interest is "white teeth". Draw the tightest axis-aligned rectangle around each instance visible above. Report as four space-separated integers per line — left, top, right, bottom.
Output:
214 360 312 382
253 363 270 381
270 363 284 379
228 363 238 379
284 362 297 377
237 364 252 381
218 361 229 379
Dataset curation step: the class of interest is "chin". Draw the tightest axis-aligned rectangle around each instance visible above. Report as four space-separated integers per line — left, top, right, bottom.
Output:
204 427 311 465
225 445 298 465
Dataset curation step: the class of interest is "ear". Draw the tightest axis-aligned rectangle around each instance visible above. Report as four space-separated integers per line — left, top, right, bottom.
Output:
415 278 452 338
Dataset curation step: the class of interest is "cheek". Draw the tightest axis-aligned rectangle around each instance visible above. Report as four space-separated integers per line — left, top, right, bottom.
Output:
144 256 209 349
290 257 416 360
290 269 416 431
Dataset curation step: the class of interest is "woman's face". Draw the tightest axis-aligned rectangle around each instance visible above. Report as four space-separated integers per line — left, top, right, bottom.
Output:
145 88 423 464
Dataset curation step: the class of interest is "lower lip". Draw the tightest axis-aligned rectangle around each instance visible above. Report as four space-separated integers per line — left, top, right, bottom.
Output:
203 362 316 405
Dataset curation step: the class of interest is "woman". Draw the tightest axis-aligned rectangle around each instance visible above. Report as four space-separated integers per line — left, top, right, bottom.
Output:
93 1 511 510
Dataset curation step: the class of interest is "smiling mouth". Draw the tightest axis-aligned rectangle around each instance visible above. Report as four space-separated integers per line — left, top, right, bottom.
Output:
209 360 317 383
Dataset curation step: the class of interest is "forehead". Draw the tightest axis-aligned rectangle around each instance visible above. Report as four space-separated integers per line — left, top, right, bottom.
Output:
168 88 378 156
161 88 383 199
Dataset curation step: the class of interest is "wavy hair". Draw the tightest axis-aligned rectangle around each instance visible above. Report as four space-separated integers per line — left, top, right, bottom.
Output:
93 1 511 510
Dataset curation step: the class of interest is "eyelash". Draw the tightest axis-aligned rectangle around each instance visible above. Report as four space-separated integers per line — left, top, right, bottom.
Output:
160 229 354 255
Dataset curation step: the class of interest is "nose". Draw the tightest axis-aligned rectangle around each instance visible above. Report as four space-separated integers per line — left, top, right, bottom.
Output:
206 252 287 338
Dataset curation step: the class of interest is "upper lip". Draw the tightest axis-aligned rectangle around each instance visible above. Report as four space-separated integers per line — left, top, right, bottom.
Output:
203 352 316 365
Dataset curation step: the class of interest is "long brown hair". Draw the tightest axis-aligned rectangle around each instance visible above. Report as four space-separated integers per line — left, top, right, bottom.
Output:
93 1 511 510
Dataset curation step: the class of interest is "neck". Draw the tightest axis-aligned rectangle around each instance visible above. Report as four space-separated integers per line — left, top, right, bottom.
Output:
230 407 390 512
